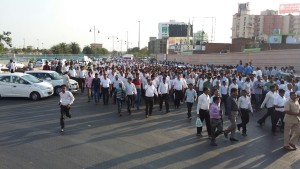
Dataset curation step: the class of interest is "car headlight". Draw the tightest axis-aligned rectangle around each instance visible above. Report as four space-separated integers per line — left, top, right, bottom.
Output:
36 85 47 90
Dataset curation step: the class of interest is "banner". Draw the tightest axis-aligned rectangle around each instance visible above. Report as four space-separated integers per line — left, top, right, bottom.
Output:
279 4 300 14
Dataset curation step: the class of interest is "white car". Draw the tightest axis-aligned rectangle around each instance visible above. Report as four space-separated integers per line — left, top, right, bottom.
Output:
0 73 53 101
25 70 79 95
6 61 25 69
34 59 49 68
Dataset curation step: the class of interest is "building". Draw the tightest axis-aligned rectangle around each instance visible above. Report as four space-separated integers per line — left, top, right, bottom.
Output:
232 3 300 43
158 20 186 39
90 43 103 49
148 37 167 54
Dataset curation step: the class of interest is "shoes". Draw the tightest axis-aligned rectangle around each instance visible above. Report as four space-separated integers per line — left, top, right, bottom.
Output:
60 128 64 132
159 109 162 111
257 121 263 126
208 135 212 139
189 117 192 121
237 125 241 131
230 138 239 142
284 145 295 151
166 110 170 113
242 133 247 136
224 132 228 138
145 115 149 118
210 141 218 146
149 114 152 116
289 143 297 150
272 132 277 136
197 133 203 137
119 113 122 117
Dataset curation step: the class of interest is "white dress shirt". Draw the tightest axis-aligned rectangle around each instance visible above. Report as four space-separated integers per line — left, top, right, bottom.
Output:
261 91 277 108
229 83 239 93
196 93 210 113
197 78 206 91
125 82 137 95
172 78 183 90
101 78 111 88
273 95 287 112
59 91 75 106
243 82 251 94
112 79 124 88
220 85 228 95
144 84 158 97
158 82 170 94
238 95 253 112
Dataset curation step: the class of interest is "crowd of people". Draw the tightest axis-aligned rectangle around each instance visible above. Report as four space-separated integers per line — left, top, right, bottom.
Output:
47 58 300 150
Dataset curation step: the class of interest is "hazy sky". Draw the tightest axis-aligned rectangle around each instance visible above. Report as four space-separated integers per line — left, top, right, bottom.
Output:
0 0 298 51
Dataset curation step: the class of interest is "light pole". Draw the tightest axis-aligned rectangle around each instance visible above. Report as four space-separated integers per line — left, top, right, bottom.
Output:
37 39 39 50
108 35 118 56
23 38 25 48
117 39 124 53
89 25 100 43
138 21 141 49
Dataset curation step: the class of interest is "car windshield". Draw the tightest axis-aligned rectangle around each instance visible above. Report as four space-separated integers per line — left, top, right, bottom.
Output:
22 74 41 83
50 72 62 80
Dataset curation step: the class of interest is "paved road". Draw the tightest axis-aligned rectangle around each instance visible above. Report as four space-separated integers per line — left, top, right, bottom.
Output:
0 93 300 169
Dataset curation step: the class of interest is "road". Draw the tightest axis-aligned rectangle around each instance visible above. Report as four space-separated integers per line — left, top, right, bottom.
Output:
0 93 300 169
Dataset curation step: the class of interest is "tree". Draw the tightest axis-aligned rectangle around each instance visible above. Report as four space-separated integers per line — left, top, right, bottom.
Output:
82 46 93 54
51 42 71 54
0 31 12 47
94 48 109 55
70 42 81 54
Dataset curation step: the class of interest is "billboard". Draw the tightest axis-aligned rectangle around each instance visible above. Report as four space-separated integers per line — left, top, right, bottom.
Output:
268 35 282 44
279 3 300 14
286 35 300 44
169 24 193 37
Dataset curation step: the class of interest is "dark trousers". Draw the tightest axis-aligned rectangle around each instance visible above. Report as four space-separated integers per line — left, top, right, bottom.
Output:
159 93 169 111
272 110 285 133
237 108 250 134
174 90 183 108
258 107 275 123
60 105 71 129
117 98 123 114
145 96 154 115
78 78 85 93
126 95 134 113
210 118 223 141
222 94 228 110
197 109 211 136
102 87 109 105
112 87 116 103
187 102 193 117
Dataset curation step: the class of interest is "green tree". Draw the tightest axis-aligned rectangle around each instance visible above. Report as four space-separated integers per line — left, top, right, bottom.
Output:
70 42 81 54
0 31 12 47
94 48 109 55
51 42 71 54
82 46 93 54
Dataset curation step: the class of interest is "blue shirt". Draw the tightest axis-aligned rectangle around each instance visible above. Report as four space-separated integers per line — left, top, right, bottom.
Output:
237 65 243 73
243 66 253 75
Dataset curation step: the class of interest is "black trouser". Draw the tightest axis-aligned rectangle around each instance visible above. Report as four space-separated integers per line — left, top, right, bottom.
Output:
174 89 183 107
60 105 71 129
272 110 285 133
197 109 211 136
187 102 193 117
222 94 228 110
145 96 154 115
112 87 116 103
102 87 109 105
78 78 85 93
258 107 275 123
159 93 169 111
126 95 134 113
237 108 250 134
210 118 223 141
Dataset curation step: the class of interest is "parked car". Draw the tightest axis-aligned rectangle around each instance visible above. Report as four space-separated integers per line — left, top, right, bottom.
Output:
25 70 79 95
0 73 53 101
34 59 49 68
6 61 25 69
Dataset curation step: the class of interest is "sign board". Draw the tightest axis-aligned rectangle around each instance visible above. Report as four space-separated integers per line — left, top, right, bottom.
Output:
268 35 282 44
279 3 300 14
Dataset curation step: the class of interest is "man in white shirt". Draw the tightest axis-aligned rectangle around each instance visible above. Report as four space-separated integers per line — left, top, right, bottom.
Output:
272 89 287 135
229 79 239 95
59 84 75 132
185 83 197 120
257 85 277 126
112 75 124 104
125 77 137 114
158 77 170 113
77 66 86 93
144 78 158 118
220 81 229 110
196 74 206 96
237 90 253 136
100 73 112 105
196 87 211 137
172 74 184 109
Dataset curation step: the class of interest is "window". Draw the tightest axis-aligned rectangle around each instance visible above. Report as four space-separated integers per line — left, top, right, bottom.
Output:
12 76 27 84
0 76 11 83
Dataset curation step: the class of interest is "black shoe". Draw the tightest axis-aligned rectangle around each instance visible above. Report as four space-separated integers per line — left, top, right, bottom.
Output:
272 132 277 136
230 138 239 142
145 115 149 118
166 110 170 113
257 121 263 126
197 133 203 137
242 133 247 136
210 141 218 146
159 109 162 111
60 128 64 132
237 125 241 131
224 132 228 138
149 114 152 116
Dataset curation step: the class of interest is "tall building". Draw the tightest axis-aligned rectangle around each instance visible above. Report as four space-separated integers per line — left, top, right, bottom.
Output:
148 37 167 54
232 2 300 42
158 20 186 39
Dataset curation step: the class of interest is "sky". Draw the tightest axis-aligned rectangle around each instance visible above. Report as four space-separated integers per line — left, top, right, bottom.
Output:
0 0 299 51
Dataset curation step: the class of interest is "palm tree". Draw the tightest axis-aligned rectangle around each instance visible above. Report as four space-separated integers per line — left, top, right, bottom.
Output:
70 42 81 54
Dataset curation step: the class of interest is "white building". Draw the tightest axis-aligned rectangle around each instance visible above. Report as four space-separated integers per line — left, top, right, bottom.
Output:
158 20 185 39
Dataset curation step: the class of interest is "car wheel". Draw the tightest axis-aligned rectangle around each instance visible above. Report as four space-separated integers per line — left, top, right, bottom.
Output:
30 92 41 101
54 86 62 95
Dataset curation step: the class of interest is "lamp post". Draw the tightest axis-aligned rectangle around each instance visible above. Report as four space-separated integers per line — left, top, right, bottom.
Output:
125 31 133 53
108 35 118 56
37 39 39 50
23 38 25 48
90 25 100 43
138 21 141 49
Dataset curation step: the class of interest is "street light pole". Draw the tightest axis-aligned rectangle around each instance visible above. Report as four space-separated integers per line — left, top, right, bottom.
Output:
138 21 140 49
37 39 39 49
127 31 129 52
108 35 118 56
90 25 100 43
23 38 25 48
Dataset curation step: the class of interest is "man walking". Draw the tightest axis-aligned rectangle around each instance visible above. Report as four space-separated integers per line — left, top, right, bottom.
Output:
257 85 277 126
100 73 112 105
184 83 197 120
196 87 211 137
144 78 158 118
59 84 75 132
158 77 170 113
224 88 239 141
91 73 101 104
237 90 253 136
125 77 137 114
210 96 223 146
